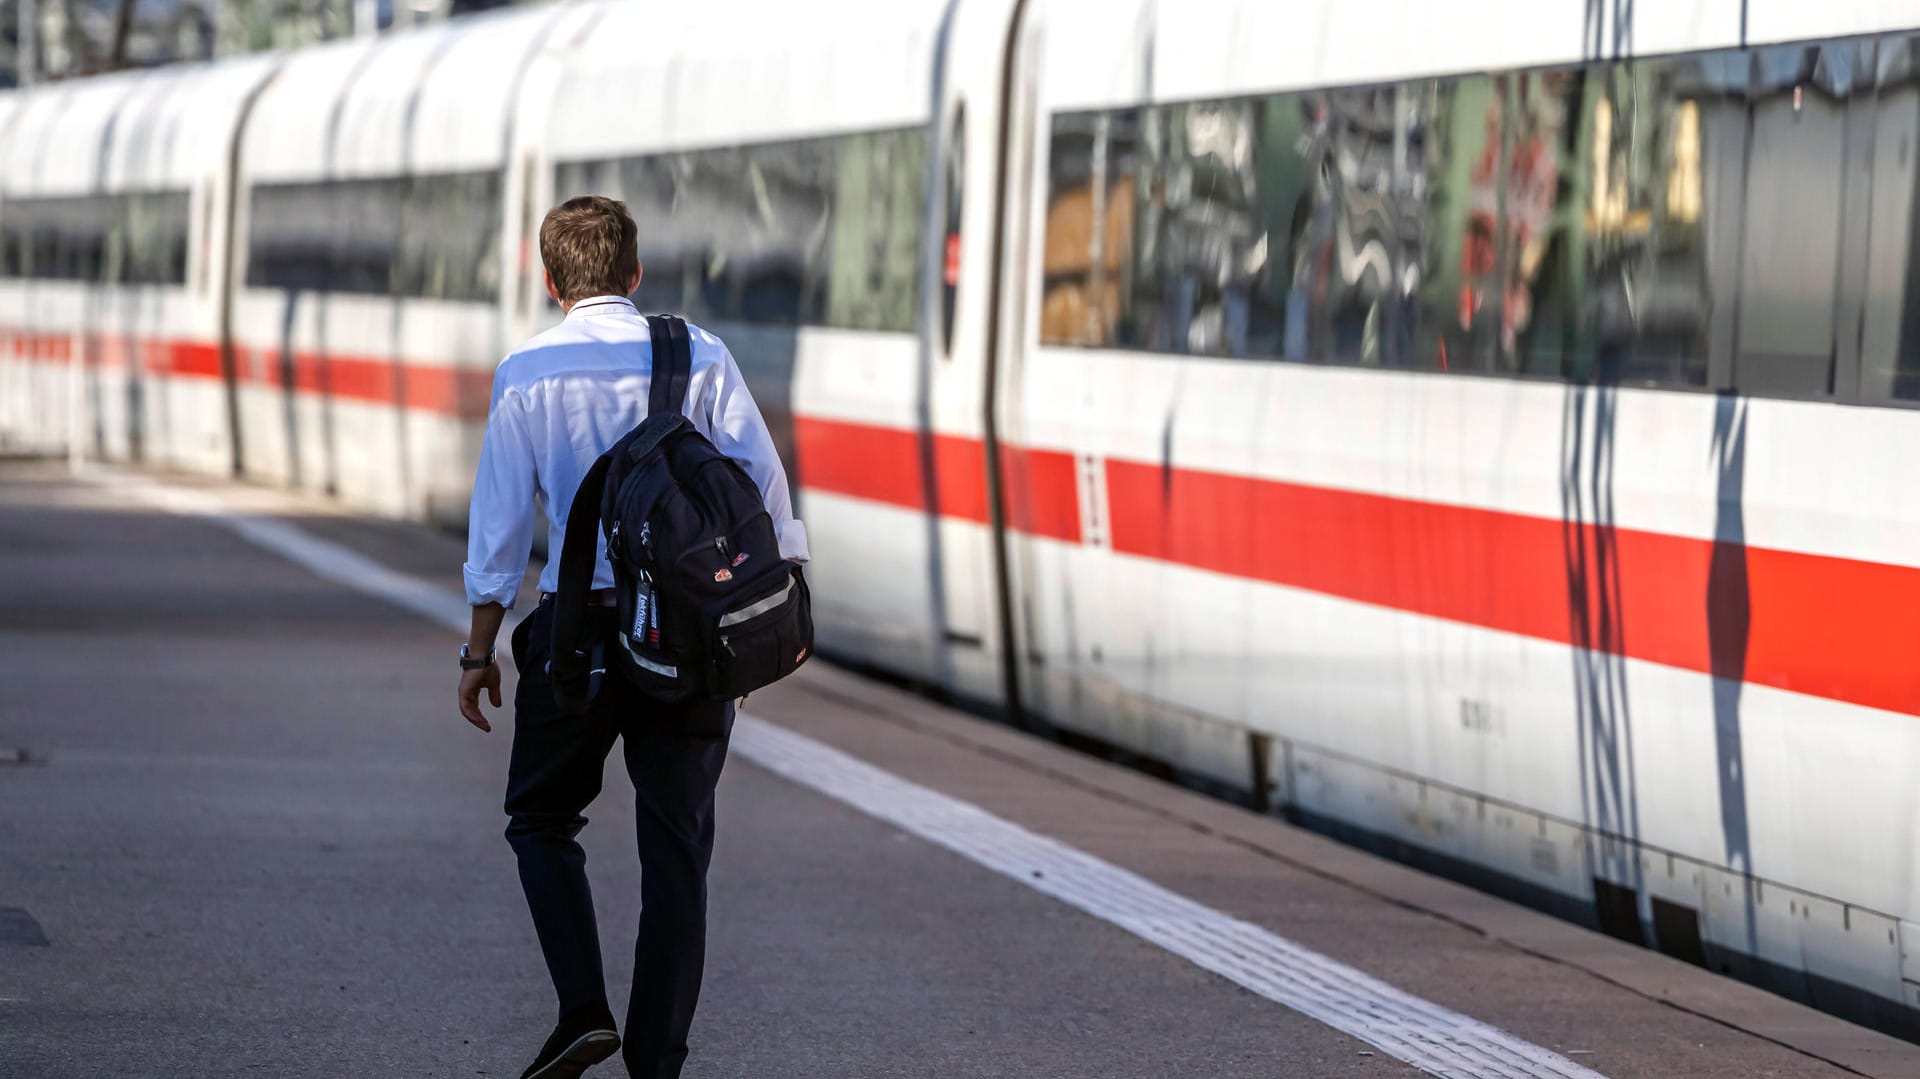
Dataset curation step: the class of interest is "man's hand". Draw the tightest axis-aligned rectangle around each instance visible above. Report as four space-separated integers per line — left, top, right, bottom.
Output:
459 662 502 733
459 603 509 733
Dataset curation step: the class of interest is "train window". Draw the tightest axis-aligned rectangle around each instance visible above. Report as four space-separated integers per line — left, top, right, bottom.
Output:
1 202 29 277
1497 67 1603 381
554 126 924 334
1514 47 1864 394
1238 97 1313 360
719 139 833 325
1412 75 1511 374
613 155 705 316
461 172 504 303
1126 101 1269 357
22 197 109 282
1861 35 1920 402
122 192 191 286
828 129 924 332
1042 58 1747 392
248 183 338 292
335 178 402 295
1495 59 1724 388
1040 110 1141 348
1284 85 1430 368
940 106 965 357
0 208 19 276
396 171 503 303
1605 61 1690 385
248 172 500 300
1733 41 1867 398
0 193 186 285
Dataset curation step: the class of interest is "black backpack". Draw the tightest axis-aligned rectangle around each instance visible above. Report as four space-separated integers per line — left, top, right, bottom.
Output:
549 314 812 713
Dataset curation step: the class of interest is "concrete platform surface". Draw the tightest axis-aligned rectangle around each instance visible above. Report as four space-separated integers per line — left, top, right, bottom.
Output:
1 459 1915 1078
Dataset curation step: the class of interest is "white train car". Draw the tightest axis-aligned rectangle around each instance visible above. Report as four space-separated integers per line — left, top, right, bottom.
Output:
998 0 1920 1032
0 74 146 458
0 58 277 470
517 0 1020 698
5 0 1920 1041
229 8 571 522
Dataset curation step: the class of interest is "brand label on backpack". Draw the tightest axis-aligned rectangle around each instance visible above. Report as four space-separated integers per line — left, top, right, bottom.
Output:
713 568 733 583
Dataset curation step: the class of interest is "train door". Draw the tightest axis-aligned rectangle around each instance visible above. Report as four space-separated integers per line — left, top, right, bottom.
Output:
200 57 285 480
991 0 1275 793
926 0 1033 702
923 101 994 692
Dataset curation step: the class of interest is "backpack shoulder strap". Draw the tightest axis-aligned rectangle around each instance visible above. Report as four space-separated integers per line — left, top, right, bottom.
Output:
646 314 693 417
548 446 616 696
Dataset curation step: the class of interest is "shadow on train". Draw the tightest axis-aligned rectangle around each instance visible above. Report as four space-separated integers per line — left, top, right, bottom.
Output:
1582 0 1633 61
1559 361 1760 974
1559 371 1647 951
1552 375 1915 1036
275 289 308 492
1704 396 1792 1000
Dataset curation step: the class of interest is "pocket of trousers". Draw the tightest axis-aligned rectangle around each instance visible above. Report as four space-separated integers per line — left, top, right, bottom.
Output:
510 607 551 710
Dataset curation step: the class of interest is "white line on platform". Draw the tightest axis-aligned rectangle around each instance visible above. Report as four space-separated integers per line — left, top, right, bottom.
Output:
129 473 1604 1079
732 719 1602 1079
116 477 473 632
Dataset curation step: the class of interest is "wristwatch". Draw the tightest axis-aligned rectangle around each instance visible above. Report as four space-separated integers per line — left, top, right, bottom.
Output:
459 643 497 670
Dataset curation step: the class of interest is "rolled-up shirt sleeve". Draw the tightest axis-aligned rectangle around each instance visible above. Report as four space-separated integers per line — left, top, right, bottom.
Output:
708 342 809 563
463 381 538 607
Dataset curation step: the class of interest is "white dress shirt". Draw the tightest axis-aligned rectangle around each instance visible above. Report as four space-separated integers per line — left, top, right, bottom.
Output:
463 295 807 609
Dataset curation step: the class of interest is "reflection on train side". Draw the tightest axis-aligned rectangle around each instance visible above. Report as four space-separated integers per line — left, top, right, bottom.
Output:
246 173 504 302
0 191 191 285
1042 34 1920 404
557 128 926 334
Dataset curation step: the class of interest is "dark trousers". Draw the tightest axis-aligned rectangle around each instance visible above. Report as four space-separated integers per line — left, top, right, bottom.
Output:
506 602 733 1079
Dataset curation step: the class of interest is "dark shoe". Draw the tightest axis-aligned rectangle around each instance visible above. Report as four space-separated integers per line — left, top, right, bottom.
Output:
520 1008 621 1079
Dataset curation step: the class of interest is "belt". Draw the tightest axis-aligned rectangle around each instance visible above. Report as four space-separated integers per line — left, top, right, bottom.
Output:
540 588 619 608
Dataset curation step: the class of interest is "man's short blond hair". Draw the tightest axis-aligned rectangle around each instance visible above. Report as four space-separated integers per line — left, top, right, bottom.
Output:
539 195 640 304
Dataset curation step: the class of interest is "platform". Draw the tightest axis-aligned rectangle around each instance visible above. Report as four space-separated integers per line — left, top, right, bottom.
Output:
1 459 1916 1078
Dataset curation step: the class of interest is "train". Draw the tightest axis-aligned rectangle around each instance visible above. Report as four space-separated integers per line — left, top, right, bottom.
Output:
5 0 1920 1040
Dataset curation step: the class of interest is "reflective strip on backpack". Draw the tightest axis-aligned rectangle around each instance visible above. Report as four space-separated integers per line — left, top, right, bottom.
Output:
618 635 680 679
718 577 795 628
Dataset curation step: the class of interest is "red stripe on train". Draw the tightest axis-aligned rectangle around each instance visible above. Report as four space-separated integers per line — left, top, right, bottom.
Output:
1000 444 1081 542
233 347 492 419
5 330 493 420
789 416 1081 543
1105 459 1920 719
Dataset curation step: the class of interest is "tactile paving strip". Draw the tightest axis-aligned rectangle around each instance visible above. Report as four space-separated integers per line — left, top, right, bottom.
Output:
736 715 1604 1079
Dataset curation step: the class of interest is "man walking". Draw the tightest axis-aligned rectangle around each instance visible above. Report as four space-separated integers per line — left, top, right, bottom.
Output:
456 196 807 1078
